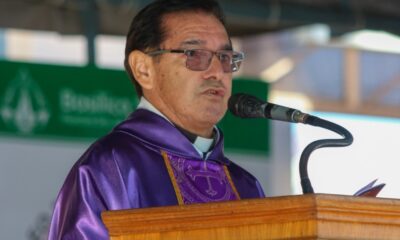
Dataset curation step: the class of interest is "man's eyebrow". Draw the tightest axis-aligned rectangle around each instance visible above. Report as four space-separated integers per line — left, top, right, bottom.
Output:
179 39 233 50
222 43 233 50
179 39 205 47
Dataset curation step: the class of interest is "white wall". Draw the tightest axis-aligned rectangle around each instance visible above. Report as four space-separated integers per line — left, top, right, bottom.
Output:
0 137 89 239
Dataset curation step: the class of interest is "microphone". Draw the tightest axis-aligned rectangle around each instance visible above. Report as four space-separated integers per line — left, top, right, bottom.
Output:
228 93 353 194
228 93 309 124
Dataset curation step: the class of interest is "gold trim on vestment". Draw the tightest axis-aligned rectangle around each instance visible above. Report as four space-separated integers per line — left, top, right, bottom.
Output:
223 165 241 200
161 150 184 205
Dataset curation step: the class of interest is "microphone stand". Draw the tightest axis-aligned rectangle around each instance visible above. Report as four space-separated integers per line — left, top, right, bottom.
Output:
300 115 353 194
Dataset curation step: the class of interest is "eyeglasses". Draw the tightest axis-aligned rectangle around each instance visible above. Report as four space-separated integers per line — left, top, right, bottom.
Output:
146 49 244 73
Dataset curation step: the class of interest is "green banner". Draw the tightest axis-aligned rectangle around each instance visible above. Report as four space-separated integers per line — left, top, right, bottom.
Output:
0 60 269 155
0 60 138 140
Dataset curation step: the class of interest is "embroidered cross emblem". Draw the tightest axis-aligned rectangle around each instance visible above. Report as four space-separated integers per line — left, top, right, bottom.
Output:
186 167 225 196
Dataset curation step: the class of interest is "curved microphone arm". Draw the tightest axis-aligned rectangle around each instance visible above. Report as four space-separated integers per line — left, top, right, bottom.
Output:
299 115 353 194
226 93 354 194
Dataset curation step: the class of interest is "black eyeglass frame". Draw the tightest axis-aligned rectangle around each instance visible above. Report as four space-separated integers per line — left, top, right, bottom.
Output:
146 49 244 73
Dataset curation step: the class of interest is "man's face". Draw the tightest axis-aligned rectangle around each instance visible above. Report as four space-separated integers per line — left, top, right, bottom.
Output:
149 11 233 137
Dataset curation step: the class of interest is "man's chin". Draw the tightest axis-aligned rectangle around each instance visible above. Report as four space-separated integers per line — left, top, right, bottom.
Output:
200 111 225 126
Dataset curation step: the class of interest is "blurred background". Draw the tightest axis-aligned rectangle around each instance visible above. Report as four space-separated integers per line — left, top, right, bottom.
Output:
0 0 400 239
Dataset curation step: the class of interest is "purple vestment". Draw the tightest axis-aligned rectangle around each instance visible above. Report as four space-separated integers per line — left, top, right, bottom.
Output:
48 109 265 239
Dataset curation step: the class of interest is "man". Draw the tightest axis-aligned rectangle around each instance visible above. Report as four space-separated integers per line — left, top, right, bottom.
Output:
48 0 264 239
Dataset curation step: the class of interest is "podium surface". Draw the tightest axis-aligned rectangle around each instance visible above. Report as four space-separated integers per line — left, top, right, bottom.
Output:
102 194 400 239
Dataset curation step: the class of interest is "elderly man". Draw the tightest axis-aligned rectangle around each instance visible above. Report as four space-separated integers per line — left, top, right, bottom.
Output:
48 0 264 239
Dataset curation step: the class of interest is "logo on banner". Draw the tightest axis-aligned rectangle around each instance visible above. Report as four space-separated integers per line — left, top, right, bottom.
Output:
0 69 50 134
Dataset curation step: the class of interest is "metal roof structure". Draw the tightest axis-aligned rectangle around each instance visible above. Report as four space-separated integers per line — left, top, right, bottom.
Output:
1 0 400 37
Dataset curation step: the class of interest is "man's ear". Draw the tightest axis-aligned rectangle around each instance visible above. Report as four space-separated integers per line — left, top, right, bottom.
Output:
128 50 155 90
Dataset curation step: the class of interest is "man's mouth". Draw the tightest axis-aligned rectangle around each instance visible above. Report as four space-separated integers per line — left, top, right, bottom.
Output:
204 88 225 97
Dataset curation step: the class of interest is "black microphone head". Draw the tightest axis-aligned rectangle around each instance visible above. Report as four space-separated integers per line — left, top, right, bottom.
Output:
228 93 266 118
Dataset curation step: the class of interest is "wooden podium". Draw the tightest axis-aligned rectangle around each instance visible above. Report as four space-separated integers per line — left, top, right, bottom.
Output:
102 194 400 240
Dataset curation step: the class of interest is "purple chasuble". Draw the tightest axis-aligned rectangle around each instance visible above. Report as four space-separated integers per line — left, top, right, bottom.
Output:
48 109 264 240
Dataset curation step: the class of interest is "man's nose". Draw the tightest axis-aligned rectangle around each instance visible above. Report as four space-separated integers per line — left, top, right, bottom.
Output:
204 54 226 79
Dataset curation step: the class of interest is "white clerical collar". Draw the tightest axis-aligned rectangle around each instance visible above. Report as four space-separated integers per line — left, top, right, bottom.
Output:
137 97 217 156
193 136 214 154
